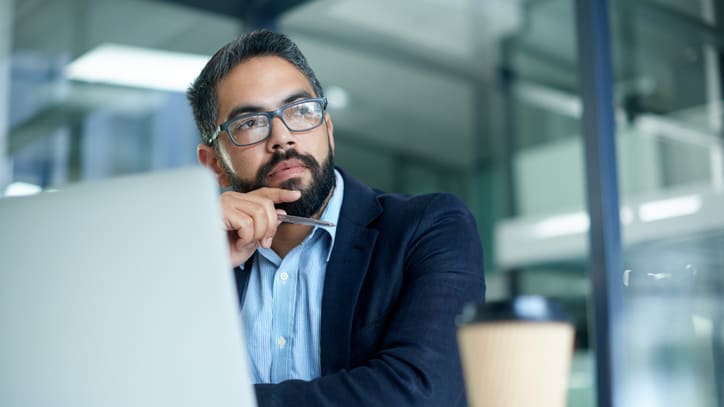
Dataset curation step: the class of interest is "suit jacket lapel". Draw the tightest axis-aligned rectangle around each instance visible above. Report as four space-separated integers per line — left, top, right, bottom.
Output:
320 170 382 374
233 257 255 307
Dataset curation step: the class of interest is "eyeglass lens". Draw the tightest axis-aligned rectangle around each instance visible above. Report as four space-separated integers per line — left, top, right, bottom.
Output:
228 99 324 145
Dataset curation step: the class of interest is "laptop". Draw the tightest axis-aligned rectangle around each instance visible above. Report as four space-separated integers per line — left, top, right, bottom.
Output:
0 166 257 407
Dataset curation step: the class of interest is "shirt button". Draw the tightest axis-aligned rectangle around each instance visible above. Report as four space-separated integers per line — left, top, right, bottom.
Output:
277 336 287 348
279 272 289 281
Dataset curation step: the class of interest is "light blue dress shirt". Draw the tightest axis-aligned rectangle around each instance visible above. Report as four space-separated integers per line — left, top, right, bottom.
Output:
241 170 343 384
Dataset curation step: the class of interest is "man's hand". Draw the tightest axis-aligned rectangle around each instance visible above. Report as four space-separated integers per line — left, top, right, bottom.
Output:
220 188 301 267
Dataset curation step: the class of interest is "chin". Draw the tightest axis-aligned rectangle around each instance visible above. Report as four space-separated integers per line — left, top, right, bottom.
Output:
278 176 309 191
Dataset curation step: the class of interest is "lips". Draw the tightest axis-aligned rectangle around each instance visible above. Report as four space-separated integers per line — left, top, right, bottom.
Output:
267 159 308 183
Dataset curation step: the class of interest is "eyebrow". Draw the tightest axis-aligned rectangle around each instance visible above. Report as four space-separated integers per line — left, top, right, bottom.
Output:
224 90 314 121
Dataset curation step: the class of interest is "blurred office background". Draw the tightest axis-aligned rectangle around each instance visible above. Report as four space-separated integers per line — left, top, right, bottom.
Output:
1 0 722 405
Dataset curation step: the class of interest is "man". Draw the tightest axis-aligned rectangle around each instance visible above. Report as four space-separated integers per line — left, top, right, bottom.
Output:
187 30 485 406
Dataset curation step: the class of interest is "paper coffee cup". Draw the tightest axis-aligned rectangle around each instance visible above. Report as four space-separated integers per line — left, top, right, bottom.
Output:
456 296 575 407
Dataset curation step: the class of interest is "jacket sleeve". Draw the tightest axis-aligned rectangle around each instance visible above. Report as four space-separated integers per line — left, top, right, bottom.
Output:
253 194 486 406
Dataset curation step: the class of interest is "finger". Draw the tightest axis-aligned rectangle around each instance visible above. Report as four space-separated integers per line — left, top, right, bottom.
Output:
228 213 254 245
221 193 273 238
261 236 273 249
220 190 291 244
241 190 294 238
231 216 271 250
243 200 270 243
275 209 286 225
232 208 278 251
252 187 302 204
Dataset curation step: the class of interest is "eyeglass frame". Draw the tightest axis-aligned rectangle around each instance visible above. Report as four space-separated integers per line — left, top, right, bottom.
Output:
207 97 328 147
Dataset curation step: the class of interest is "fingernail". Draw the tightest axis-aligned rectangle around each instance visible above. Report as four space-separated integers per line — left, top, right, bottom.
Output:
263 237 273 247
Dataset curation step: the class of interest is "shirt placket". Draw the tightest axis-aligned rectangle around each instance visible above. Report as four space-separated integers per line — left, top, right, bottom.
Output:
269 246 300 383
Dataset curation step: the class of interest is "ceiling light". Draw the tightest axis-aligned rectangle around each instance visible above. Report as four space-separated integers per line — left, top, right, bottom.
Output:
325 86 349 110
4 181 42 197
65 44 209 93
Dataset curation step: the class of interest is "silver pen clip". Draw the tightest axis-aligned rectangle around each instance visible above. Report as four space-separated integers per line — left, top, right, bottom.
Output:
277 214 336 227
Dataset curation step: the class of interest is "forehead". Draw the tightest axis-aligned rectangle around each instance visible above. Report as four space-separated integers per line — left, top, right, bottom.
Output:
215 56 315 114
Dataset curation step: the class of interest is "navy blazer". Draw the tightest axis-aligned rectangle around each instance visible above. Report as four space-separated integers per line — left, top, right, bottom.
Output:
235 168 485 406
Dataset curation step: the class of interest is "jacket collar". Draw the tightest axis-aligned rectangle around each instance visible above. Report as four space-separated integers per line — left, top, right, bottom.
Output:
320 168 382 373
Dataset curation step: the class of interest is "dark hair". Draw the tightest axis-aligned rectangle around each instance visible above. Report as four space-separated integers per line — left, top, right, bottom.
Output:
187 30 324 144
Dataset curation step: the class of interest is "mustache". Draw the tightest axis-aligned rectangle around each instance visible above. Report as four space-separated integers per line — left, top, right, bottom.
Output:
255 149 320 187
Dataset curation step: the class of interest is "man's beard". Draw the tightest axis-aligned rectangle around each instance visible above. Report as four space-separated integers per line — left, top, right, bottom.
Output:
223 148 335 218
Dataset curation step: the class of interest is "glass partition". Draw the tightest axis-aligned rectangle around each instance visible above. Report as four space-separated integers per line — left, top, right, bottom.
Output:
610 1 724 405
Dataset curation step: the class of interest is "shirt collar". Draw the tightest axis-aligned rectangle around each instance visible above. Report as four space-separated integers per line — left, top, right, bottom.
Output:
317 169 343 262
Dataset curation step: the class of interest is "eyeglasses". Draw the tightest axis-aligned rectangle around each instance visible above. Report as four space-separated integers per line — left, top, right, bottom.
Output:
208 97 328 146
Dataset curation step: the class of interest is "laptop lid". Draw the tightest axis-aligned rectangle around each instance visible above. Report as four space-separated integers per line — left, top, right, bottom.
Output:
0 167 256 407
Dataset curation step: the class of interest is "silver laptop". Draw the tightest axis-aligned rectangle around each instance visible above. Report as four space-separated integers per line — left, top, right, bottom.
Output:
0 167 257 407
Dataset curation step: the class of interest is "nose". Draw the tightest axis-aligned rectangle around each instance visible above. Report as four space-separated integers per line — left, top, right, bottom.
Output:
266 116 296 152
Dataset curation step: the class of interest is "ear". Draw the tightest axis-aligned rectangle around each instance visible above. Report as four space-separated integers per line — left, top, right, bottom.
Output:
197 143 231 187
325 112 335 153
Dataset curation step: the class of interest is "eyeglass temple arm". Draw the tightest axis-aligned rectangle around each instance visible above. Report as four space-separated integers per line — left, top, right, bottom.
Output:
208 127 221 145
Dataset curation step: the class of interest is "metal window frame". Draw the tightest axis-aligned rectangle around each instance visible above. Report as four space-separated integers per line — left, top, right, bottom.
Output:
575 0 624 406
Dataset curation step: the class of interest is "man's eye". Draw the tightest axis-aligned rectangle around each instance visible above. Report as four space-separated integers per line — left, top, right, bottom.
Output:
233 117 260 131
287 106 304 117
290 104 316 117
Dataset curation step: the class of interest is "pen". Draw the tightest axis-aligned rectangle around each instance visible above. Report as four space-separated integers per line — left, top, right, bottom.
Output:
277 214 336 227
